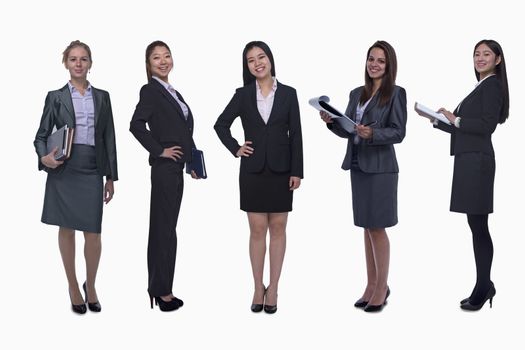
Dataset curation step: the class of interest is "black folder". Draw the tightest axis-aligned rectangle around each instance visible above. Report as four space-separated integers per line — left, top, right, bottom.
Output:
186 148 207 179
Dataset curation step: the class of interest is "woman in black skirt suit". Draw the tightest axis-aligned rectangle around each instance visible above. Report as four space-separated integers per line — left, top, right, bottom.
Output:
320 41 407 312
214 41 303 314
421 39 509 311
34 40 118 314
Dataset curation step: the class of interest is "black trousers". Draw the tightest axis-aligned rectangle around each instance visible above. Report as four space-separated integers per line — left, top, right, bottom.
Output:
148 159 184 297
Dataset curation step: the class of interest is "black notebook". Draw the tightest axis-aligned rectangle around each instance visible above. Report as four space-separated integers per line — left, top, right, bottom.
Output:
46 125 74 161
186 148 207 179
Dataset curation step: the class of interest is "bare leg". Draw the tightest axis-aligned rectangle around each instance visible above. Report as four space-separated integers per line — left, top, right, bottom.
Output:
266 212 288 306
367 228 390 306
58 227 82 305
356 229 377 303
83 232 101 302
247 212 269 304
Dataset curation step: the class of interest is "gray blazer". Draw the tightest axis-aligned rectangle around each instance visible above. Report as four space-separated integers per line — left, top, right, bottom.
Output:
328 85 407 173
34 84 118 180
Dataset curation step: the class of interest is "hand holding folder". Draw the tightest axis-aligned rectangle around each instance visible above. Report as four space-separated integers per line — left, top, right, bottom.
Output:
46 125 74 161
309 95 356 133
414 102 451 125
186 148 207 179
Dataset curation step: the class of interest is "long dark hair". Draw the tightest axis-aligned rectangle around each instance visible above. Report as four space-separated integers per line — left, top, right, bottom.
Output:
474 39 509 123
242 41 276 86
145 40 171 81
359 40 397 107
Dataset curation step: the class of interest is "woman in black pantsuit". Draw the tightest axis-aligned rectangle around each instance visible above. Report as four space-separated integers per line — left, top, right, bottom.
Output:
34 40 118 314
320 41 407 312
130 41 200 312
420 39 509 311
214 41 303 314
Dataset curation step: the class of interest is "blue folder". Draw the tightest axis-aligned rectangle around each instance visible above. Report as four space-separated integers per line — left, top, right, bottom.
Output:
186 148 207 179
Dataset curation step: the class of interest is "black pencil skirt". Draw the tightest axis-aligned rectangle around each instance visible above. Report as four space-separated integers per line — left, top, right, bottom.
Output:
239 165 293 213
450 152 495 214
41 145 103 233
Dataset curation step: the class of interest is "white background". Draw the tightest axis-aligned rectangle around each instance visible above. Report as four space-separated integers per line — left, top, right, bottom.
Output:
1 0 524 348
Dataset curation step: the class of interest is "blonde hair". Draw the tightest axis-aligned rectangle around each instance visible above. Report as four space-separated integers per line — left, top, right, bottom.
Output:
62 40 92 66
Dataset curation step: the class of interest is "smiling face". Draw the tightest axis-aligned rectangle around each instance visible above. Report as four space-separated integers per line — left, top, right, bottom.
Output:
366 47 387 81
246 46 272 81
148 45 173 82
474 43 501 80
65 46 91 80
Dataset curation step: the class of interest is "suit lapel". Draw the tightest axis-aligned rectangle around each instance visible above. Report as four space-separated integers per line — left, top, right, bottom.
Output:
249 81 278 126
151 79 187 122
361 92 379 125
58 84 76 126
266 82 283 124
91 86 103 126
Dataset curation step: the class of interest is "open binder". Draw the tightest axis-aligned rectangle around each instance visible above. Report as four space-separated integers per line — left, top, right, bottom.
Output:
309 95 356 133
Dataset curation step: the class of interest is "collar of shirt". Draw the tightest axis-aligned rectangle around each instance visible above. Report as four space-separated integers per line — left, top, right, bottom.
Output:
475 74 496 87
152 75 177 92
256 77 277 101
68 81 92 94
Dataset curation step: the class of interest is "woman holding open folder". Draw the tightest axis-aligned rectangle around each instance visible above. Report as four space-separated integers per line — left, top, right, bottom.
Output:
130 40 200 312
320 40 406 312
214 41 303 314
34 40 118 314
417 39 509 311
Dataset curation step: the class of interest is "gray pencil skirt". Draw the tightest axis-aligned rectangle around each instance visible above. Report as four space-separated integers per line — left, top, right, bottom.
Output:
41 145 103 233
350 169 398 229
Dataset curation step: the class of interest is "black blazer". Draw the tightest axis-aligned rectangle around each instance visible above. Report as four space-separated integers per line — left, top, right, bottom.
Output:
434 75 502 157
214 81 303 178
33 84 118 180
328 85 407 173
130 79 196 166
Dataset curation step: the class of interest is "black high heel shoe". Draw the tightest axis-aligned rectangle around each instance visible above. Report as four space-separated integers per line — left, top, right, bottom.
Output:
363 287 390 313
263 288 277 314
251 286 266 313
460 284 496 311
82 282 102 312
171 296 184 308
149 293 180 312
69 290 87 315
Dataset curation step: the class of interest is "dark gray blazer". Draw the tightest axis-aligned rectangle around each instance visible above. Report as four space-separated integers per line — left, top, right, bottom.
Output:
328 85 407 173
214 81 303 178
34 84 119 180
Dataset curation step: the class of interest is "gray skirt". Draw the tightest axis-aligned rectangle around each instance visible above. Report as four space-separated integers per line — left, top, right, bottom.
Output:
41 145 103 233
350 169 398 229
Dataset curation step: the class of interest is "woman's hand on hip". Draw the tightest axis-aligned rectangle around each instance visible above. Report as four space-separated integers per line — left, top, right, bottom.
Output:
160 146 184 161
236 141 254 157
